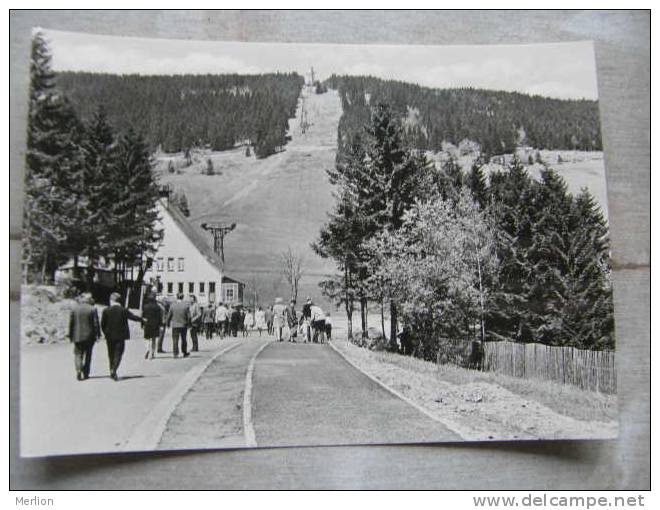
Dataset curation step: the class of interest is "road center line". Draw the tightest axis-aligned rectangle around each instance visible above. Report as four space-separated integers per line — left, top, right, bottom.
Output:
122 340 242 452
243 340 272 447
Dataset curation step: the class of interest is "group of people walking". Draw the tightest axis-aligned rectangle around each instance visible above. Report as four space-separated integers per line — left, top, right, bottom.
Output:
270 296 332 344
67 290 333 382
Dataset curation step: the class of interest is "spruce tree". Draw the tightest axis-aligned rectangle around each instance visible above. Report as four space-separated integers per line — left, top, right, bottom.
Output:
75 105 118 287
538 187 614 349
110 128 163 281
487 157 538 342
313 191 361 341
466 161 489 209
23 32 85 282
363 103 431 343
527 167 575 345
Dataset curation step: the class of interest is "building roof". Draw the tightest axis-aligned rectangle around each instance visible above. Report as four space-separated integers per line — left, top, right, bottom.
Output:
161 199 224 271
222 275 245 286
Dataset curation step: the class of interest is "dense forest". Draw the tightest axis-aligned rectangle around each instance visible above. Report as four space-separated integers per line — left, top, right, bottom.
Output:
326 75 603 156
56 72 304 158
24 34 162 288
315 102 614 356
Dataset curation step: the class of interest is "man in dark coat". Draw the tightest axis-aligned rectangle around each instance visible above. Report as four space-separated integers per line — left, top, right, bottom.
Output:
166 293 191 357
265 306 273 336
301 297 312 343
229 305 240 337
188 294 202 352
284 299 298 342
101 292 143 380
156 295 169 353
68 293 100 381
142 297 163 359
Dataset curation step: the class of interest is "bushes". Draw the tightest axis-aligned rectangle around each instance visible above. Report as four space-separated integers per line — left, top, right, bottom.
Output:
349 327 388 351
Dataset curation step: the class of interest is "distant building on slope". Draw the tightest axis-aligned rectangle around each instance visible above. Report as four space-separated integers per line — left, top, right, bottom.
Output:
145 199 244 305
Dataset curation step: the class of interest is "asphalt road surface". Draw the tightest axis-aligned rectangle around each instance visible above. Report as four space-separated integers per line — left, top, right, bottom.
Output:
252 341 459 446
158 337 271 450
21 334 458 456
20 336 242 456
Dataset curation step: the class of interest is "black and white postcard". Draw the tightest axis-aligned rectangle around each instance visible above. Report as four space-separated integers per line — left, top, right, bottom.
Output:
20 30 617 456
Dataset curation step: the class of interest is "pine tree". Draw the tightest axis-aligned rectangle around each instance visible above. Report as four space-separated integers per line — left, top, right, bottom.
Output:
23 32 85 282
110 128 163 282
466 161 489 209
363 103 431 344
526 167 576 345
429 156 465 203
534 183 614 349
73 106 121 285
487 157 538 342
314 136 370 341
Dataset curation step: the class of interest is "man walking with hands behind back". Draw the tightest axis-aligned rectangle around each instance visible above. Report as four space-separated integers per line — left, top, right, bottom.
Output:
188 295 201 352
68 293 100 381
167 293 191 358
101 292 143 381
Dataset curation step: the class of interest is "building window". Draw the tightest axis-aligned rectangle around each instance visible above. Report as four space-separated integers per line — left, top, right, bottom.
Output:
167 282 173 294
199 282 205 294
156 257 164 272
167 257 174 272
209 282 216 301
178 282 184 295
178 258 184 271
225 285 235 302
188 282 195 294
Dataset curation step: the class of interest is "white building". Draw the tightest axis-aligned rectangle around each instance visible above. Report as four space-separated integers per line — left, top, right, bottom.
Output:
146 199 244 305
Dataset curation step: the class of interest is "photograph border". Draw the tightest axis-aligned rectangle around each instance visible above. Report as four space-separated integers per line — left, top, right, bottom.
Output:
8 9 650 490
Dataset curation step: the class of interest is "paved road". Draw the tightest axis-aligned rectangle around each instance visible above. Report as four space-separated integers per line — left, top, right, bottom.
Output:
158 337 270 450
21 333 457 456
252 342 459 446
20 336 241 456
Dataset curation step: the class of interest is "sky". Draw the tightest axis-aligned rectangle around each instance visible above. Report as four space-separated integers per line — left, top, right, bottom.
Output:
40 29 599 100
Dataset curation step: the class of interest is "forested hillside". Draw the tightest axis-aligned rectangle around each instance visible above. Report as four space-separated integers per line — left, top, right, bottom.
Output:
56 72 304 158
326 75 602 156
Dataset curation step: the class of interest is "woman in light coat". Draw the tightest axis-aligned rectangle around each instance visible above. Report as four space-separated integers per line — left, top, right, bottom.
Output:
272 298 286 341
254 307 267 336
243 308 254 337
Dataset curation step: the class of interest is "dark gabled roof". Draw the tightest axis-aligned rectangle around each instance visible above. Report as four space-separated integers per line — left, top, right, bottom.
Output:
222 275 245 286
161 199 224 271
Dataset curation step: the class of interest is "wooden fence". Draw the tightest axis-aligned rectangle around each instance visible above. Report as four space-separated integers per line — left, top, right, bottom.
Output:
481 341 616 394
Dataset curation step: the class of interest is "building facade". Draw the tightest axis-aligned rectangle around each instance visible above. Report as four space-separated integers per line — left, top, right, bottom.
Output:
145 200 243 305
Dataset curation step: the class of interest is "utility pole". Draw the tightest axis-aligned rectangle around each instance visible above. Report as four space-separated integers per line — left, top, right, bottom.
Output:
200 222 236 266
